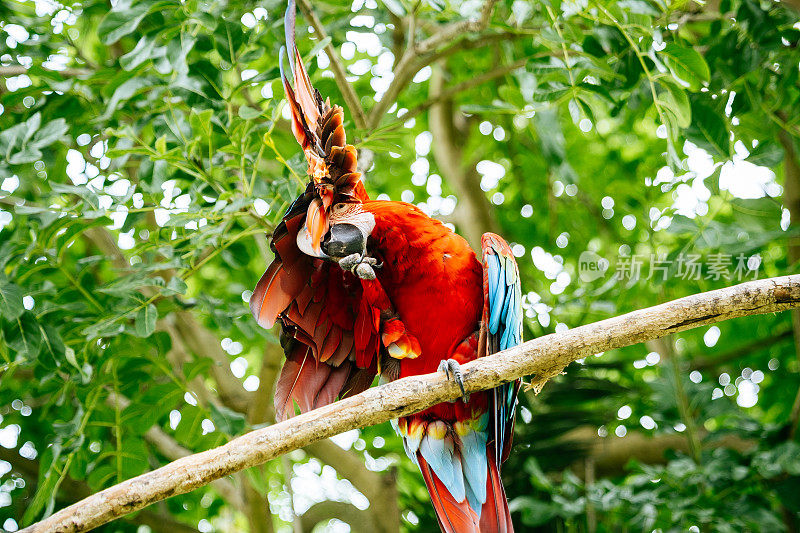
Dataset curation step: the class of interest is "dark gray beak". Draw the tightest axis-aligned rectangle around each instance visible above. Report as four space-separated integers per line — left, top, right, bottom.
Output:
322 223 365 258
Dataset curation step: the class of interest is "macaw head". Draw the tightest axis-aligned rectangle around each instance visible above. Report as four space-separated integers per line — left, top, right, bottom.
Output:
280 0 369 260
321 201 376 260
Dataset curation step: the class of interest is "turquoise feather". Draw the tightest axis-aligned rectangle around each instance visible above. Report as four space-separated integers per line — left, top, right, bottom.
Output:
419 432 466 502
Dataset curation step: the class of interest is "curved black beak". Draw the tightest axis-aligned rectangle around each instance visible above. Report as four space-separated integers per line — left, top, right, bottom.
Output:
322 223 365 259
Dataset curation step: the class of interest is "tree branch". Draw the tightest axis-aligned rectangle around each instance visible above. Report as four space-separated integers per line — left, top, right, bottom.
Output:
19 275 800 533
0 66 91 77
405 58 527 123
428 66 500 249
295 0 368 131
0 449 199 533
690 327 792 370
299 500 372 533
303 440 399 533
366 0 502 129
416 0 500 56
172 310 253 412
562 426 756 478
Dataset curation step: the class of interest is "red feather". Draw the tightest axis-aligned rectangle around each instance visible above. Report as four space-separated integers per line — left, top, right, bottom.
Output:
480 456 514 533
417 453 481 533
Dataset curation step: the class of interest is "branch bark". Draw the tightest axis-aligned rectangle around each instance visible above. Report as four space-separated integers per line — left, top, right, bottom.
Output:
0 65 91 77
562 426 757 478
429 66 501 249
20 275 800 533
299 501 370 533
303 440 399 533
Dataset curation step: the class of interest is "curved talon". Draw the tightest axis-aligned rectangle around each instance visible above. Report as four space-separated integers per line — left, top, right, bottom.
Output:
355 262 376 280
338 253 379 280
438 358 468 401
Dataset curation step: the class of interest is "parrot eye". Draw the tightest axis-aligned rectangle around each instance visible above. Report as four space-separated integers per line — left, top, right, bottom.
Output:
333 203 346 213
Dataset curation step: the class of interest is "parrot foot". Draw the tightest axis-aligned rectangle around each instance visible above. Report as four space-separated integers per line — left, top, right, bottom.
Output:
339 253 382 280
438 359 468 402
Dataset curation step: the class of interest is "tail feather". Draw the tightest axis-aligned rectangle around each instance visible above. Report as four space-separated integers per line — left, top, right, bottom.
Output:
417 453 480 533
479 458 513 533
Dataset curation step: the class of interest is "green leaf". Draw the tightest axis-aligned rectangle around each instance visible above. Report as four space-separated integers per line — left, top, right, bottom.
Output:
658 78 691 128
746 141 784 167
688 101 731 158
97 2 152 44
164 276 188 295
155 135 167 154
135 304 157 337
6 313 42 359
209 403 246 435
380 0 406 16
190 108 214 135
31 118 69 149
99 77 151 121
120 36 157 70
660 44 710 89
0 281 24 319
238 106 262 120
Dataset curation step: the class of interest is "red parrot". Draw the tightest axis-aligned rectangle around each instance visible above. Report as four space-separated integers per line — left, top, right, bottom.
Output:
250 3 522 531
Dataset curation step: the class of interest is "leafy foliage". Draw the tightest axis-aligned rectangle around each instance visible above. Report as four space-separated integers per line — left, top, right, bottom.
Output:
0 0 799 531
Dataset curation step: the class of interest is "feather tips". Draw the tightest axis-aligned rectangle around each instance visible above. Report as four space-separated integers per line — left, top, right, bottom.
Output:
397 415 512 532
479 454 514 533
417 454 480 533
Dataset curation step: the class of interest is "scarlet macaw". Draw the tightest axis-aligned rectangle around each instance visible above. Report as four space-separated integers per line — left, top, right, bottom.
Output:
250 3 522 531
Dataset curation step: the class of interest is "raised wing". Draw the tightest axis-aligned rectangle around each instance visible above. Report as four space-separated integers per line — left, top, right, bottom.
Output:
251 193 418 420
250 0 423 420
480 233 523 464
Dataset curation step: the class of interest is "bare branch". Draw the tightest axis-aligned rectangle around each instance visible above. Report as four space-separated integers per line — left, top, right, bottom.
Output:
691 328 792 370
428 66 500 249
20 275 800 533
303 439 400 533
299 501 372 532
416 0 500 56
0 66 91 77
173 310 253 412
295 0 368 131
0 448 199 533
367 0 503 128
405 58 528 122
562 426 756 478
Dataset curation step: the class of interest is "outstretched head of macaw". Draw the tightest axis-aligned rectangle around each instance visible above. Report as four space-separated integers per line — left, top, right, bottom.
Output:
279 0 373 261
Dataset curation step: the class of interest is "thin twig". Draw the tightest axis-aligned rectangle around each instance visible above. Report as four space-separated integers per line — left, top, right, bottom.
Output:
0 66 91 77
367 0 502 129
404 58 528 122
295 0 368 130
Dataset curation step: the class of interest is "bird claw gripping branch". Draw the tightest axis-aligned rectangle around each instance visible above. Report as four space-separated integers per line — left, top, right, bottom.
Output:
338 253 381 280
438 358 469 401
249 2 523 531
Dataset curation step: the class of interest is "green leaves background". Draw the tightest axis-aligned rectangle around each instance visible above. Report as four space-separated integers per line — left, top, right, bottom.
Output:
1 0 799 531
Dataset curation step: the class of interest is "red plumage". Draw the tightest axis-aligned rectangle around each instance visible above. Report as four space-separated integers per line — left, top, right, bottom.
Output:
250 3 521 530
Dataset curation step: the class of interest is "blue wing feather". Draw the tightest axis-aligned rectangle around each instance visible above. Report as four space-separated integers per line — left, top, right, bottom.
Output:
487 254 504 334
419 433 466 502
481 234 523 465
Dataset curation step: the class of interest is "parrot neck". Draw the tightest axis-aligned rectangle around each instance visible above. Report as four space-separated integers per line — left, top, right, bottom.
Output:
364 201 457 283
363 201 484 368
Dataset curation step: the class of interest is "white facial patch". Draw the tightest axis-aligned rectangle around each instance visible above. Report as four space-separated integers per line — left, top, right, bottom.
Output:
296 220 328 258
329 203 375 237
